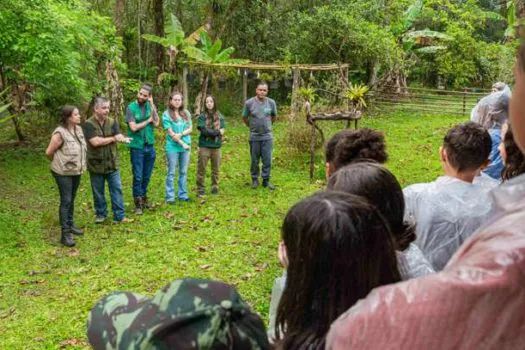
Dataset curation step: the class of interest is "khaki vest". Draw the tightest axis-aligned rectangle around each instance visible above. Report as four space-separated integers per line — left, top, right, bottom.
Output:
51 126 87 175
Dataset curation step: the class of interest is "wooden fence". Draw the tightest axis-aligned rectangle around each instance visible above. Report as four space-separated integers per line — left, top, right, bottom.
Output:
368 86 492 116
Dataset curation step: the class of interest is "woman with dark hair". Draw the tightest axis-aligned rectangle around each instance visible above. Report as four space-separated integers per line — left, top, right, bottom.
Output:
196 95 226 197
324 128 387 178
327 162 434 280
499 123 525 181
162 92 192 203
45 105 87 247
274 191 401 349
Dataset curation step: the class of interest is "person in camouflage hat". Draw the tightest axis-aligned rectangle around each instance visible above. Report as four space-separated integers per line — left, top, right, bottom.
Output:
87 278 270 349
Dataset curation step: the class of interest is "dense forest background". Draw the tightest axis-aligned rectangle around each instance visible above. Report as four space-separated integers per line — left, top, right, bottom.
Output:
1 0 523 140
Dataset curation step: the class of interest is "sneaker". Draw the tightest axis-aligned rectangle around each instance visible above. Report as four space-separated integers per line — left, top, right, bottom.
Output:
134 206 144 215
251 179 259 189
262 180 276 190
95 216 106 224
211 187 219 195
179 197 191 202
70 226 84 236
112 217 133 224
197 190 205 198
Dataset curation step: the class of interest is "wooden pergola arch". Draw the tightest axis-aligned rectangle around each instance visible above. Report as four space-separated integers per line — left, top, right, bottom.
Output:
182 62 349 119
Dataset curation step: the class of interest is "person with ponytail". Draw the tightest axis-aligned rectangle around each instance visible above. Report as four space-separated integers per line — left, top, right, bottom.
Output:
46 105 87 247
196 95 225 196
327 162 434 280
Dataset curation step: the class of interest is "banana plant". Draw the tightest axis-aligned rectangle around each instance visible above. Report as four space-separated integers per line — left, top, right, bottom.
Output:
142 13 208 91
183 31 248 65
402 29 453 55
184 31 248 114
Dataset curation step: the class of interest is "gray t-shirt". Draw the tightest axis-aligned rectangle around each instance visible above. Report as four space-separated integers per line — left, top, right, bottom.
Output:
242 97 277 141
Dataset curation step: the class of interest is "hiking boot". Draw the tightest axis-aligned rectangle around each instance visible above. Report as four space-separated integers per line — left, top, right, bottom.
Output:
143 196 152 209
134 197 144 215
251 179 259 189
60 230 76 247
95 216 106 224
262 180 276 190
211 187 219 195
70 225 84 236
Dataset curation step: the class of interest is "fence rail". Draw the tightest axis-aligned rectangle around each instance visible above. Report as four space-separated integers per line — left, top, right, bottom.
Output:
368 86 492 116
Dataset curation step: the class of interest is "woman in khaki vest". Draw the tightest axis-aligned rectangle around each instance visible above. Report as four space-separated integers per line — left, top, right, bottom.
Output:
46 105 87 247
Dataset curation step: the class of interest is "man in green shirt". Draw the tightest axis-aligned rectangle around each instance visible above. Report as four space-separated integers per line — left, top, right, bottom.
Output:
125 84 159 214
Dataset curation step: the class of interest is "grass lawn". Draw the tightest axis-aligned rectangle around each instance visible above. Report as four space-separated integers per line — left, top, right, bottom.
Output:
0 111 465 348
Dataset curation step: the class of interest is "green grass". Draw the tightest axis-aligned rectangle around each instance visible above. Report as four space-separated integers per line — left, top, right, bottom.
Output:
0 111 465 348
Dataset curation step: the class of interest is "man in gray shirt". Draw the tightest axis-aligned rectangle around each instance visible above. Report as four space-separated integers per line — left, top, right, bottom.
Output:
242 82 277 189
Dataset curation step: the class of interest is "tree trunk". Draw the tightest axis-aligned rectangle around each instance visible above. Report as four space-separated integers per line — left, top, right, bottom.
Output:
153 0 165 71
105 61 124 122
114 0 125 36
9 83 27 142
367 60 379 87
290 68 301 120
194 72 209 116
518 0 525 18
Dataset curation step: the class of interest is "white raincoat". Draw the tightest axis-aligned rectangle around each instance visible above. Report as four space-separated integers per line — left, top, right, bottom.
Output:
404 176 495 270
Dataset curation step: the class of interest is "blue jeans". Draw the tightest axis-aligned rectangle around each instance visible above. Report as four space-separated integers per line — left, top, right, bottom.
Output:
89 170 125 221
482 128 504 180
166 151 190 201
250 139 273 180
130 145 156 197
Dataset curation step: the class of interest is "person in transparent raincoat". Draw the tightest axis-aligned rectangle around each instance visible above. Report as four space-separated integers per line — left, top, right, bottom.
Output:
324 45 525 350
404 122 495 270
471 83 511 179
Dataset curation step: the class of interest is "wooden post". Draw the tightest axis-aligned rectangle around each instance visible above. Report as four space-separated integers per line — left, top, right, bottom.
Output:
291 68 301 120
342 65 349 89
310 121 316 180
183 65 189 108
462 88 467 116
242 69 248 103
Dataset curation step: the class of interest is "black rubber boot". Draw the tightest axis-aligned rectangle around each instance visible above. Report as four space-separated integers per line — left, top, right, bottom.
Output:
262 179 276 190
60 229 76 247
70 225 84 236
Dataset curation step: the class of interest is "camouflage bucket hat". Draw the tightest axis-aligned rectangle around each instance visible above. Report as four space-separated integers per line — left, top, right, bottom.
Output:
87 278 270 349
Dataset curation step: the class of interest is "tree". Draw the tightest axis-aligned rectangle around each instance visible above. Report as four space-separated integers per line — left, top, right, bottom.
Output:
0 0 121 140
